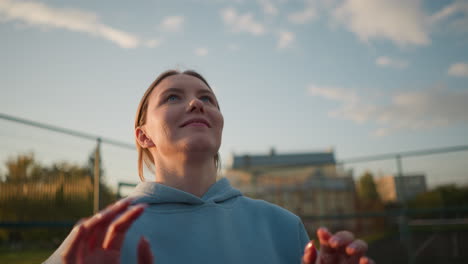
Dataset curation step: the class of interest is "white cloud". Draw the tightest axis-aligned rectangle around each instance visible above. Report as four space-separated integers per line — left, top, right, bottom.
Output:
221 7 266 36
287 0 318 25
159 15 184 32
144 38 161 48
430 1 468 23
277 30 295 49
288 8 316 24
308 85 369 123
258 0 278 16
194 47 208 56
430 1 468 33
308 84 468 136
308 85 359 103
448 62 468 77
333 0 430 46
376 56 408 69
0 0 140 48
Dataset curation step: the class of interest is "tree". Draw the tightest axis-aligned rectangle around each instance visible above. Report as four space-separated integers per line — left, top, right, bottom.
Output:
0 152 117 245
4 153 42 182
357 171 380 202
2 152 93 183
409 184 468 209
0 152 116 221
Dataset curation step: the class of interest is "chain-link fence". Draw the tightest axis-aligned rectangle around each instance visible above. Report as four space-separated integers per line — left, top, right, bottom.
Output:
1 113 467 263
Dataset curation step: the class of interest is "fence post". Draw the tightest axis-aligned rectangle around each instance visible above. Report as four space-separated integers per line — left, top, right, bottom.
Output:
93 138 101 214
396 155 414 264
396 155 405 202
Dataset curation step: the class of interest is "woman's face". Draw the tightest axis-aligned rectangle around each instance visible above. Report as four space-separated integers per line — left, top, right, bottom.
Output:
142 74 224 158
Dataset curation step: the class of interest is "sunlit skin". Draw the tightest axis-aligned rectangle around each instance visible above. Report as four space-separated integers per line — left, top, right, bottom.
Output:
302 229 374 264
61 73 374 264
135 74 224 197
61 199 153 264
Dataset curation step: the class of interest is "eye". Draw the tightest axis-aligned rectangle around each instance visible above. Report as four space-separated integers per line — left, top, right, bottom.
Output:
166 94 180 102
200 95 213 103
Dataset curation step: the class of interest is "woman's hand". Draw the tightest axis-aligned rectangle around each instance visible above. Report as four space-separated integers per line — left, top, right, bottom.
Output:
61 198 154 264
302 227 375 264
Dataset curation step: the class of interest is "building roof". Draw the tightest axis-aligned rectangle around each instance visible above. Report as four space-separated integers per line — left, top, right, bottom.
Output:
229 151 336 169
237 174 355 194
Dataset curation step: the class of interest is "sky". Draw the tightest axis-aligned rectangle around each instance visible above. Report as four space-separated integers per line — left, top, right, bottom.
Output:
1 0 468 190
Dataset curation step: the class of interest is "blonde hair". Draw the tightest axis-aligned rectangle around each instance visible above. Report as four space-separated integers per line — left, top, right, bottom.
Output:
135 70 221 180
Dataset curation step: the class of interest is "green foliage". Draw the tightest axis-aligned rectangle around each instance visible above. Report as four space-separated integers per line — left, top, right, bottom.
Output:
357 171 380 201
0 152 117 245
0 246 55 264
2 152 92 184
409 184 468 209
4 153 41 183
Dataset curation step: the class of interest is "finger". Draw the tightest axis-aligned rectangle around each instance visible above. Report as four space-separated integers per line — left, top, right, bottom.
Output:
302 241 317 264
359 256 375 264
138 236 154 264
84 198 134 249
84 197 133 230
346 239 368 263
346 239 368 256
102 204 148 251
316 227 332 251
328 230 355 250
316 227 338 263
317 227 331 243
73 217 88 228
61 225 86 264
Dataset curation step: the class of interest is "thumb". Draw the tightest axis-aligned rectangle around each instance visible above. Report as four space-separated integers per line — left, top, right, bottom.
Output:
302 241 317 264
138 236 154 264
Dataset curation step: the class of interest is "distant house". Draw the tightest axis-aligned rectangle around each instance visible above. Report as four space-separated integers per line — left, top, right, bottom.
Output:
375 174 427 203
223 148 357 232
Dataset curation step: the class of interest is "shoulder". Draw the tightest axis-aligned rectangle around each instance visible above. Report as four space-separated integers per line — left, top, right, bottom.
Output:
236 196 302 224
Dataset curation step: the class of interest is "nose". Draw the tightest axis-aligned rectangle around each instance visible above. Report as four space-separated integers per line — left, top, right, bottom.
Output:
187 98 205 113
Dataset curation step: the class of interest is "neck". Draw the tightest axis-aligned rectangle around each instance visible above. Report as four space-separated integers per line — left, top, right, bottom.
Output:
152 153 217 197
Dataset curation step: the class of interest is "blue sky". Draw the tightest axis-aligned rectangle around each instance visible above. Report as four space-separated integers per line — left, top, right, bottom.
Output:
1 0 468 189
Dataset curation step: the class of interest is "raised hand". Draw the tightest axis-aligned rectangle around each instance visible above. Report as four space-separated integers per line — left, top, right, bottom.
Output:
61 198 154 264
302 227 375 264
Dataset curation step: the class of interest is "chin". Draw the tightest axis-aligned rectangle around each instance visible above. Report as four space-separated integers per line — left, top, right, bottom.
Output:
180 137 219 154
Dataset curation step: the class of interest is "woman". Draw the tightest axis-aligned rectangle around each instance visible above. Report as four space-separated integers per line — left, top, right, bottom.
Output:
45 70 373 264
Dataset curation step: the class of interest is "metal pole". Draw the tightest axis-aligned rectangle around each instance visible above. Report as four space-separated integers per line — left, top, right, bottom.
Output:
396 154 405 202
318 170 325 228
0 113 134 149
396 155 413 264
93 138 101 214
337 144 468 164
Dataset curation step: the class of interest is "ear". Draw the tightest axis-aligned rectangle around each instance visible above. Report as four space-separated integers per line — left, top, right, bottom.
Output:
135 127 155 148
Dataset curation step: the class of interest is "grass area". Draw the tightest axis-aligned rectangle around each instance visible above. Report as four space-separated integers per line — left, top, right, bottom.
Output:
0 247 54 264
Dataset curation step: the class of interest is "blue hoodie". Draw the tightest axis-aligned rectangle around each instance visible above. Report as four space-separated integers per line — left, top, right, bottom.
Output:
122 178 310 263
44 178 310 263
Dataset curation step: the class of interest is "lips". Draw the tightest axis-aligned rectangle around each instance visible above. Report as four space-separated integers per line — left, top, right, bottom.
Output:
180 118 211 128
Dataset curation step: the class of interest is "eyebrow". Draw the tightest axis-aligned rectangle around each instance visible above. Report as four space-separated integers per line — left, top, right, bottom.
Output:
159 87 184 96
159 87 215 97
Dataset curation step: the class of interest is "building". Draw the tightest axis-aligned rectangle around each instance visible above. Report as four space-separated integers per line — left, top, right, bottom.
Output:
223 148 357 232
375 174 427 203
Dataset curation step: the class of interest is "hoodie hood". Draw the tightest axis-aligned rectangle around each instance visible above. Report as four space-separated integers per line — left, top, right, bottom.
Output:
127 177 242 206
